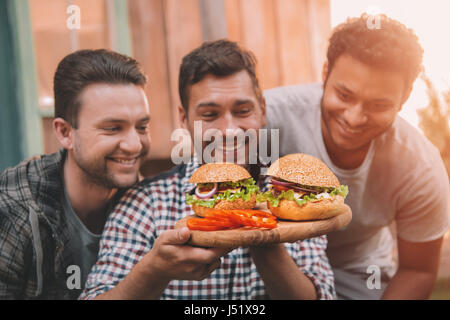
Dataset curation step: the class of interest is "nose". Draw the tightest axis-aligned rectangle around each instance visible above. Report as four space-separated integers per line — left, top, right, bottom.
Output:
120 129 143 154
342 103 368 128
219 112 241 135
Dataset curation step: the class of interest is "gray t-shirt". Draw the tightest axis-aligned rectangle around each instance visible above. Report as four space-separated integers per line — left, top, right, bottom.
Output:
62 185 102 290
264 83 449 280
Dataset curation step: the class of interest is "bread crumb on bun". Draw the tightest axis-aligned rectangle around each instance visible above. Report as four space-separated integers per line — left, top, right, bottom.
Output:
265 153 348 221
267 153 340 188
267 196 345 221
189 163 251 184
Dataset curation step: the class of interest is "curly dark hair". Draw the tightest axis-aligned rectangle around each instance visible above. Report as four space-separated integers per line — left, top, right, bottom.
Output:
326 13 423 88
178 39 263 112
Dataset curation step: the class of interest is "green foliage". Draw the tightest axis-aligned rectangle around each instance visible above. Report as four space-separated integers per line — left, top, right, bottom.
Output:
417 74 450 176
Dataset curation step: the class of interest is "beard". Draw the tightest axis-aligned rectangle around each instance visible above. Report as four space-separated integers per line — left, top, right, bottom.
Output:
72 140 140 189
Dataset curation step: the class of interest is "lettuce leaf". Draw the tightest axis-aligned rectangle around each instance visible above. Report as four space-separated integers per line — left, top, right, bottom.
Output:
185 194 216 208
185 178 259 207
256 185 349 207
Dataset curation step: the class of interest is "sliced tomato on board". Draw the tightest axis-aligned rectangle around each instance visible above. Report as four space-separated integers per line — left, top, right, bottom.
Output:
186 209 277 231
228 209 277 229
186 218 229 231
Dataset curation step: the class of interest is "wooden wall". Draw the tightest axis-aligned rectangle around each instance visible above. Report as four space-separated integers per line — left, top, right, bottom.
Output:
127 0 331 161
29 0 330 174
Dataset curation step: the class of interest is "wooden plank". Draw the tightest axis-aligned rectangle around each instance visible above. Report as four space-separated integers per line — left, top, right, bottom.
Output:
163 0 203 129
225 0 331 88
232 0 281 90
224 0 242 43
106 0 132 56
306 0 331 82
128 0 175 159
175 204 352 248
199 0 228 41
76 0 109 49
275 0 313 85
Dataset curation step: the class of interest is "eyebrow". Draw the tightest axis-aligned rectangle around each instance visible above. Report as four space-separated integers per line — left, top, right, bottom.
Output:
196 102 221 109
196 99 255 109
335 84 393 104
234 99 255 107
99 115 151 123
334 83 353 94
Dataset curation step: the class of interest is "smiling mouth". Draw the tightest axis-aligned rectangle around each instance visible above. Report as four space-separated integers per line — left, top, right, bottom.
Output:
108 157 139 165
216 143 245 152
335 117 365 135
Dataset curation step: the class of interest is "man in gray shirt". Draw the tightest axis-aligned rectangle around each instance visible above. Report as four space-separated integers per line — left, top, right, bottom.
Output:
264 14 449 299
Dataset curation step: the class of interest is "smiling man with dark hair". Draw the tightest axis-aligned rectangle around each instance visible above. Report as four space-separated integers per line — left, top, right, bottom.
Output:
81 39 336 300
265 14 449 299
0 49 150 299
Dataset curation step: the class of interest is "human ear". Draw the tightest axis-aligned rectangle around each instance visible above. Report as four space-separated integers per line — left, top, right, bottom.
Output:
178 105 189 130
260 97 267 128
322 61 329 86
53 118 74 150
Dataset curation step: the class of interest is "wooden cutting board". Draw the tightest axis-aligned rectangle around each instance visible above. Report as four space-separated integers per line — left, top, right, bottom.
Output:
175 203 352 248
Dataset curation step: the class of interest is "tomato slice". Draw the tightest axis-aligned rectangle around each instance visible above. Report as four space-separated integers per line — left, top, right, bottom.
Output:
187 209 277 231
204 216 241 229
186 218 227 231
272 185 291 192
227 209 277 229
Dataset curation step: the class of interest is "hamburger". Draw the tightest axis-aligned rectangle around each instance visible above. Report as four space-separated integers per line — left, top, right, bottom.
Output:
185 163 259 217
257 153 349 221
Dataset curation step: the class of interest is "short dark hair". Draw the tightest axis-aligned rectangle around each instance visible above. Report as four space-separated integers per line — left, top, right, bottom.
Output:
326 13 423 88
178 39 263 111
53 49 147 128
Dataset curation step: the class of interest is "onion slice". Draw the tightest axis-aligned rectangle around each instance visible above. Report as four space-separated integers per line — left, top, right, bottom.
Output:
270 179 294 187
290 185 320 194
271 178 320 194
195 183 218 199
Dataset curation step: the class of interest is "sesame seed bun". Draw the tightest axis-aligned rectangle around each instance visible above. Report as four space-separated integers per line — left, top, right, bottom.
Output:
189 163 252 184
192 193 257 217
267 196 345 221
266 153 345 221
267 153 340 188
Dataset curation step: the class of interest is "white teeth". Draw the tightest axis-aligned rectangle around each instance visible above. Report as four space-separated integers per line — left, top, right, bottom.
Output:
218 146 238 152
338 119 363 134
344 127 362 134
113 158 136 164
216 143 245 152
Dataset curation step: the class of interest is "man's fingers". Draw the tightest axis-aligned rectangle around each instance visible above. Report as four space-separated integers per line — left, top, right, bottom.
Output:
197 258 222 280
213 246 235 257
159 227 191 245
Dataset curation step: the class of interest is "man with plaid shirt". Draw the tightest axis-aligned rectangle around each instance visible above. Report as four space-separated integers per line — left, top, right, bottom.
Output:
0 50 150 299
81 40 336 300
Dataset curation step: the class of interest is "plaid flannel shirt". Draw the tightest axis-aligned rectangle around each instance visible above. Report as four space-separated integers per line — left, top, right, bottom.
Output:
81 157 336 300
0 150 74 299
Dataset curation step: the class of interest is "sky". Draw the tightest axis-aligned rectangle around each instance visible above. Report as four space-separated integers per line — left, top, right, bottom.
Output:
330 0 450 129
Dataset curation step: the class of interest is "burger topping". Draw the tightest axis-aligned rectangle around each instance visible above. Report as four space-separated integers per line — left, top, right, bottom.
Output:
257 183 349 207
195 182 218 199
315 192 331 200
186 178 259 208
186 209 277 231
270 178 329 194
